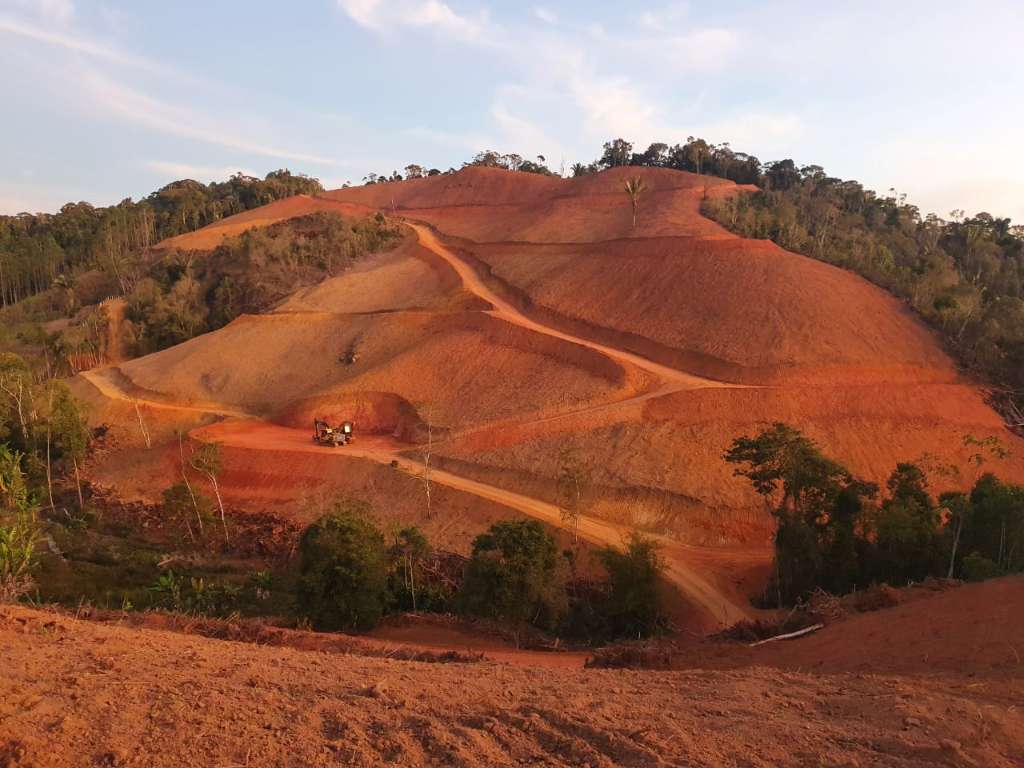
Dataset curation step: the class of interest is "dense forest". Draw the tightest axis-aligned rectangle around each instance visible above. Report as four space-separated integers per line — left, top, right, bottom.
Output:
0 170 323 308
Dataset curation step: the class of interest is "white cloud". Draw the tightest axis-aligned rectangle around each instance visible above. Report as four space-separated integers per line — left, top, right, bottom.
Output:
533 6 556 25
639 2 690 31
147 161 259 182
78 69 343 166
6 0 74 24
337 0 486 43
662 28 739 70
0 14 153 69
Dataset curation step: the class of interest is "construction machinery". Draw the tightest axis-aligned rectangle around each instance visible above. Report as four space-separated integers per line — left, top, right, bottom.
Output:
313 418 354 447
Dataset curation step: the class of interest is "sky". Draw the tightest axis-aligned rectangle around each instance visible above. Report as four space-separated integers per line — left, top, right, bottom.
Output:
2 0 1023 222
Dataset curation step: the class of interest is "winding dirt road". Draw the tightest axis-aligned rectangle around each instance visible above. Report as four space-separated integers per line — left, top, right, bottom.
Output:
409 223 738 392
80 223 758 626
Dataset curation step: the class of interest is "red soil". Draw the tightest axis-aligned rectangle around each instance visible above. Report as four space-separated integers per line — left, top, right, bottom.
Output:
3 577 1023 766
74 165 1024 627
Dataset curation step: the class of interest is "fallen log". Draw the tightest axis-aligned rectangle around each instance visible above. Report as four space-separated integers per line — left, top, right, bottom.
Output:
748 622 825 648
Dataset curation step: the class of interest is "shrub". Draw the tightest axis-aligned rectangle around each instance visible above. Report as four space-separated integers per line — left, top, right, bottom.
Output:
147 570 241 615
962 551 1002 582
0 511 39 602
297 501 389 631
387 524 452 612
457 519 566 630
597 533 665 638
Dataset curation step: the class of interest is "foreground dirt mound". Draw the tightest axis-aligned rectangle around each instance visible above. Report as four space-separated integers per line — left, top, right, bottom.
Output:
3 603 1022 767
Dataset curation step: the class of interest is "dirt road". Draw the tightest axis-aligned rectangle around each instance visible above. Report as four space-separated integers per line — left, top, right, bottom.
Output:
78 224 759 626
189 420 756 626
408 223 739 392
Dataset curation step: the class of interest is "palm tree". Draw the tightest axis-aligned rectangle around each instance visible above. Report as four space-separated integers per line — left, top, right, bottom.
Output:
624 176 648 228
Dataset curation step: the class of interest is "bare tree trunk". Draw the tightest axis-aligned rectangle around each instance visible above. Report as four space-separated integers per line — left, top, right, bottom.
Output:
45 386 55 510
205 473 228 541
132 399 151 448
421 417 433 519
947 515 964 579
73 456 84 512
178 432 201 539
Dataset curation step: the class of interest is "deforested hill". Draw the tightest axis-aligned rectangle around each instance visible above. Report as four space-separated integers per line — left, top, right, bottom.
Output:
71 164 1023 628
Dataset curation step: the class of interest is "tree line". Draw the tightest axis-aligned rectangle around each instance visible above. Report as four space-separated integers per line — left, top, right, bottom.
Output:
0 170 323 309
726 423 1022 605
296 500 665 642
700 163 1023 423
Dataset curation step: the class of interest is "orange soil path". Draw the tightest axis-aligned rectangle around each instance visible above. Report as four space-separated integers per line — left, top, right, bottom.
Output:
189 420 756 626
80 224 759 627
406 223 743 393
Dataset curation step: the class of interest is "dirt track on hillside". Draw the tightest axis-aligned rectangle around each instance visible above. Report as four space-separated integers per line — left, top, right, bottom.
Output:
79 222 757 626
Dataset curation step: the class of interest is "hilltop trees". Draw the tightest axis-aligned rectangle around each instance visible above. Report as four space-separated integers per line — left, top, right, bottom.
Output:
600 139 634 168
463 151 555 175
0 170 322 309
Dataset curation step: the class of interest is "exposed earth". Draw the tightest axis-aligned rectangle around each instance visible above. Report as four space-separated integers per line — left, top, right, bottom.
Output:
10 165 1024 766
3 576 1023 766
70 165 1024 628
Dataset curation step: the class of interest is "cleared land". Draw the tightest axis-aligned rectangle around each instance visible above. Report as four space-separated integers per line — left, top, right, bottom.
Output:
74 165 1024 627
3 577 1023 767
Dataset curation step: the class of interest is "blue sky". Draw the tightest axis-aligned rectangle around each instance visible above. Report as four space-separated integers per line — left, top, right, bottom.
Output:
2 0 1022 221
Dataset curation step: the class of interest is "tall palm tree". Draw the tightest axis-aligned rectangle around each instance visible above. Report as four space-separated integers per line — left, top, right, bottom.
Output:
624 177 648 228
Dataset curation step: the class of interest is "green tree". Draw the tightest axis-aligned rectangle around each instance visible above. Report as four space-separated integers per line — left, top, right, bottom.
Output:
597 533 664 638
869 464 941 585
458 519 566 631
46 382 90 510
388 524 431 612
600 138 633 168
297 500 389 631
725 423 877 603
0 443 39 602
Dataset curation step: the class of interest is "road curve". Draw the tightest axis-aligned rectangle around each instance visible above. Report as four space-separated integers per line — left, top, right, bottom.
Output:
188 420 755 626
77 224 759 627
407 223 740 391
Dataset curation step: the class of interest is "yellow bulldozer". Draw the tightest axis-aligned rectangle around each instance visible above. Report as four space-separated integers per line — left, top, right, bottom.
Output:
313 418 354 447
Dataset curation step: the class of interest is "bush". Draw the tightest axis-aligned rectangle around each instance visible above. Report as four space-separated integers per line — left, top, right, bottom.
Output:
597 533 665 638
387 525 452 612
297 501 389 631
148 570 241 616
457 520 566 630
0 511 39 602
962 551 1002 582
